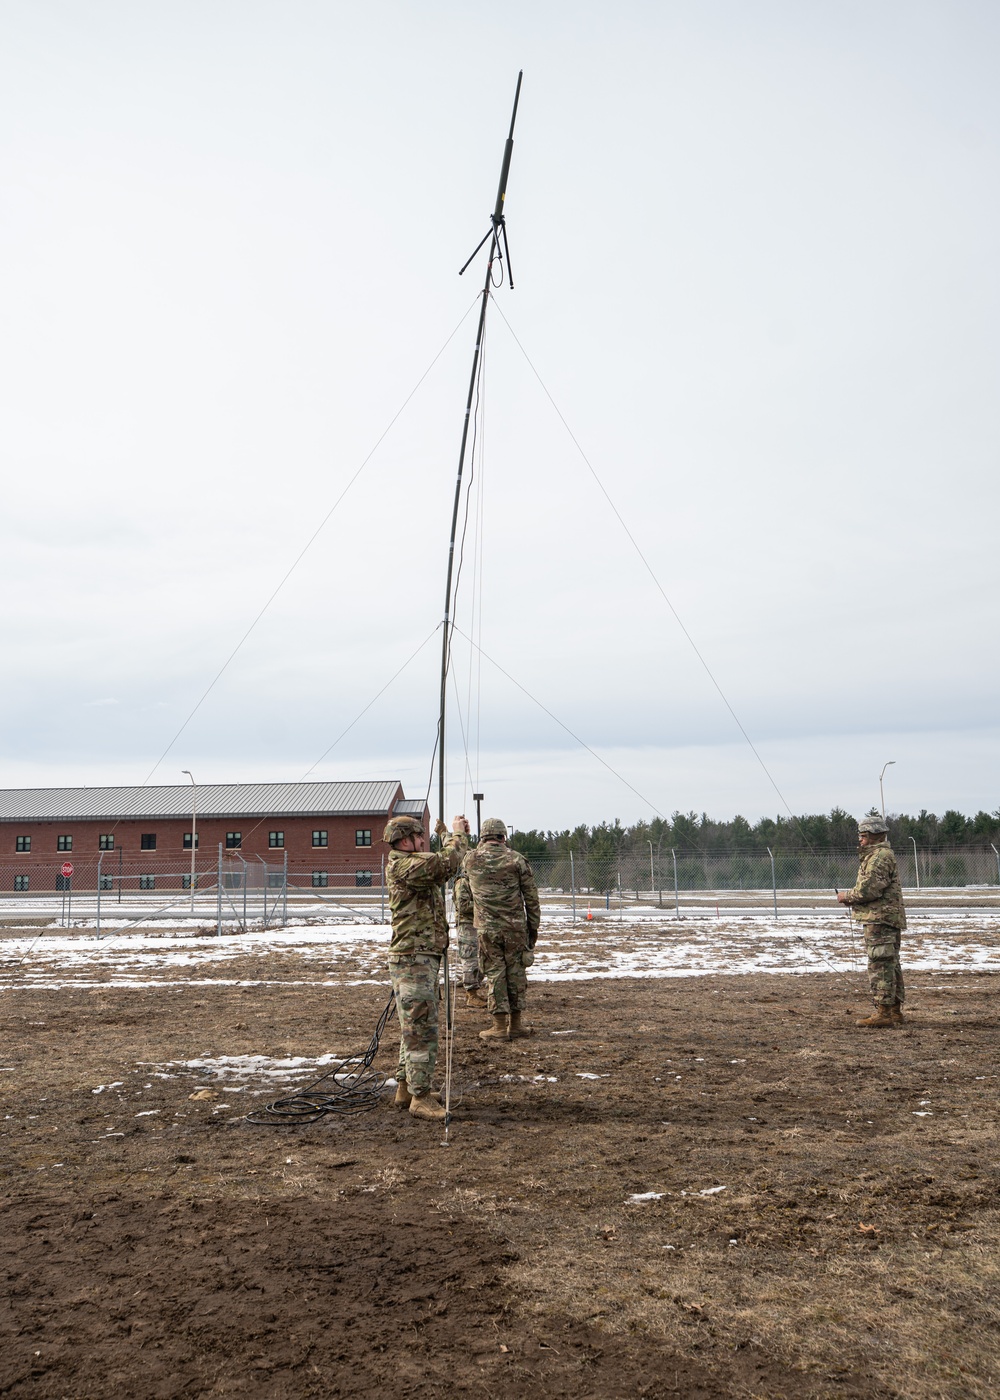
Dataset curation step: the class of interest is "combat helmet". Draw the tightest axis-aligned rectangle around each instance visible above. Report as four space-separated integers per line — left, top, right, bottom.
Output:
858 814 889 836
480 817 508 840
383 815 424 846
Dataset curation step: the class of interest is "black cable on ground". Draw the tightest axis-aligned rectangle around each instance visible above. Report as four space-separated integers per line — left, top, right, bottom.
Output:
246 993 396 1126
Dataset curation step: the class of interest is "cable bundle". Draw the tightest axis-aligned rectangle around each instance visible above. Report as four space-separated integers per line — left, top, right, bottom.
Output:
246 993 396 1126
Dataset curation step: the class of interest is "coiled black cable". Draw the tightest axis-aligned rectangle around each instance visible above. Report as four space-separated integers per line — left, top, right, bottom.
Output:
246 993 396 1126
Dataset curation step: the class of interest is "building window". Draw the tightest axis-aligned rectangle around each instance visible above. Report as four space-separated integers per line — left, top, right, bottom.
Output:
226 832 242 849
140 833 157 851
267 872 285 888
181 874 199 890
355 870 373 887
55 874 71 891
223 873 243 889
16 836 30 853
356 829 372 847
99 874 114 890
57 835 73 852
139 874 156 890
312 830 328 848
312 871 328 887
269 831 284 848
14 875 29 892
99 834 114 851
182 832 200 850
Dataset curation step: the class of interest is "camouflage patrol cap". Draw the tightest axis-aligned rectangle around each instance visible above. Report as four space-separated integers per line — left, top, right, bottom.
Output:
480 817 507 839
858 815 889 835
383 815 424 846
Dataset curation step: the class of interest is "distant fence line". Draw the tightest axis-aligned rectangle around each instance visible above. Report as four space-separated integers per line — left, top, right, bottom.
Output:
3 845 999 902
523 845 1000 894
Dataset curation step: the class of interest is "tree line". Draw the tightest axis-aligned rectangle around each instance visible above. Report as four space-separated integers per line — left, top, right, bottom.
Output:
507 808 1000 860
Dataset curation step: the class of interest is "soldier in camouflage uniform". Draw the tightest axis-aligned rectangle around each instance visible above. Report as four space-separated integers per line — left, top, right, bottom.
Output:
385 812 469 1120
453 871 487 1007
838 814 907 1028
462 818 541 1042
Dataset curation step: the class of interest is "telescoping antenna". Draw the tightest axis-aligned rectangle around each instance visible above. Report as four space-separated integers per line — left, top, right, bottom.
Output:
437 71 522 827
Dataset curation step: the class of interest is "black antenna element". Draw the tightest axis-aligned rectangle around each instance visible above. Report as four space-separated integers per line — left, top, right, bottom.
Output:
437 71 522 825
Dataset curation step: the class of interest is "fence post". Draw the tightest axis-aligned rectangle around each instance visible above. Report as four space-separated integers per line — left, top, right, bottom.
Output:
380 855 385 923
570 849 576 924
617 868 623 921
96 852 103 941
910 836 920 890
672 848 679 920
767 847 778 920
283 849 288 926
216 842 223 936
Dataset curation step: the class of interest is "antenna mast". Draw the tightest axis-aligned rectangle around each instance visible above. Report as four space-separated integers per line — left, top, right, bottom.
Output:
437 71 523 826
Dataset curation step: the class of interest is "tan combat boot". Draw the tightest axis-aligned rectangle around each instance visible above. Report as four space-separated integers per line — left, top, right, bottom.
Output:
508 1010 534 1039
408 1090 447 1121
465 985 487 1007
394 1082 442 1109
855 1005 896 1028
889 1001 905 1025
479 1013 509 1042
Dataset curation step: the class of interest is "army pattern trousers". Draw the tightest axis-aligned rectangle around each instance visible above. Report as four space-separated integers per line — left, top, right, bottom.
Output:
388 952 441 1095
456 921 483 989
478 928 528 1015
863 921 904 1006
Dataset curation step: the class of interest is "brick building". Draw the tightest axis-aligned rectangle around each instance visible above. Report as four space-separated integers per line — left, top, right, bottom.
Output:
0 780 429 893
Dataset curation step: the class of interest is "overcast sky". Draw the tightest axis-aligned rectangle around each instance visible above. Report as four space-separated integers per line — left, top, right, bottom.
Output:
2 1 998 831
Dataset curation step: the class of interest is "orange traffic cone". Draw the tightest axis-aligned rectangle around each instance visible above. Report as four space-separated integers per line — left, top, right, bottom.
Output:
587 904 593 920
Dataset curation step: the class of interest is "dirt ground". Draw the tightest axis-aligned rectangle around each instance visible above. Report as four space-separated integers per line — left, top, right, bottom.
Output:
2 927 999 1399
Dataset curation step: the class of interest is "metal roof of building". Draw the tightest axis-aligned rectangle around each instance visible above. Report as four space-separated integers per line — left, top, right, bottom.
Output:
0 781 404 823
393 799 428 816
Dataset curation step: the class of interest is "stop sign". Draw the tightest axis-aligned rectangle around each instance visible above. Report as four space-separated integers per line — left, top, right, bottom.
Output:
61 862 74 879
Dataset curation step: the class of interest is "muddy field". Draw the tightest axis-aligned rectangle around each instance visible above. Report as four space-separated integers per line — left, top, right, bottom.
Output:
2 920 999 1399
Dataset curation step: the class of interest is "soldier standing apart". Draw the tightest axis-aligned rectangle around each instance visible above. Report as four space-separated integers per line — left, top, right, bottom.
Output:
463 818 541 1042
384 813 470 1120
454 870 487 1007
838 814 907 1028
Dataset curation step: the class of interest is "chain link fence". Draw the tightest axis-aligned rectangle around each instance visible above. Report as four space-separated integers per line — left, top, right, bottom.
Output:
524 846 1000 895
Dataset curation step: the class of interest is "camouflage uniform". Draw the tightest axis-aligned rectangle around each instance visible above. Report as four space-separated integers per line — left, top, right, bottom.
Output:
453 873 483 991
843 843 907 1007
462 840 541 1016
387 831 468 1093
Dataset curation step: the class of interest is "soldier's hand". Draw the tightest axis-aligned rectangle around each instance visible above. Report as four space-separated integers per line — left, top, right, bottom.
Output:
452 815 471 835
434 818 448 837
836 892 848 904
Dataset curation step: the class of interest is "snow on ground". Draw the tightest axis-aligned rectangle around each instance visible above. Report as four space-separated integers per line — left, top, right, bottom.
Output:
2 909 998 990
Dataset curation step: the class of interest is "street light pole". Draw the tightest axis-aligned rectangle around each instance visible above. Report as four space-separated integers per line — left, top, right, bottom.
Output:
879 760 896 819
647 840 655 905
182 769 197 914
473 792 484 840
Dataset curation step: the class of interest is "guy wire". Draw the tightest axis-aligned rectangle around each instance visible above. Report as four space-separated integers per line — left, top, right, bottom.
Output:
490 298 833 868
450 623 867 992
136 297 479 792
